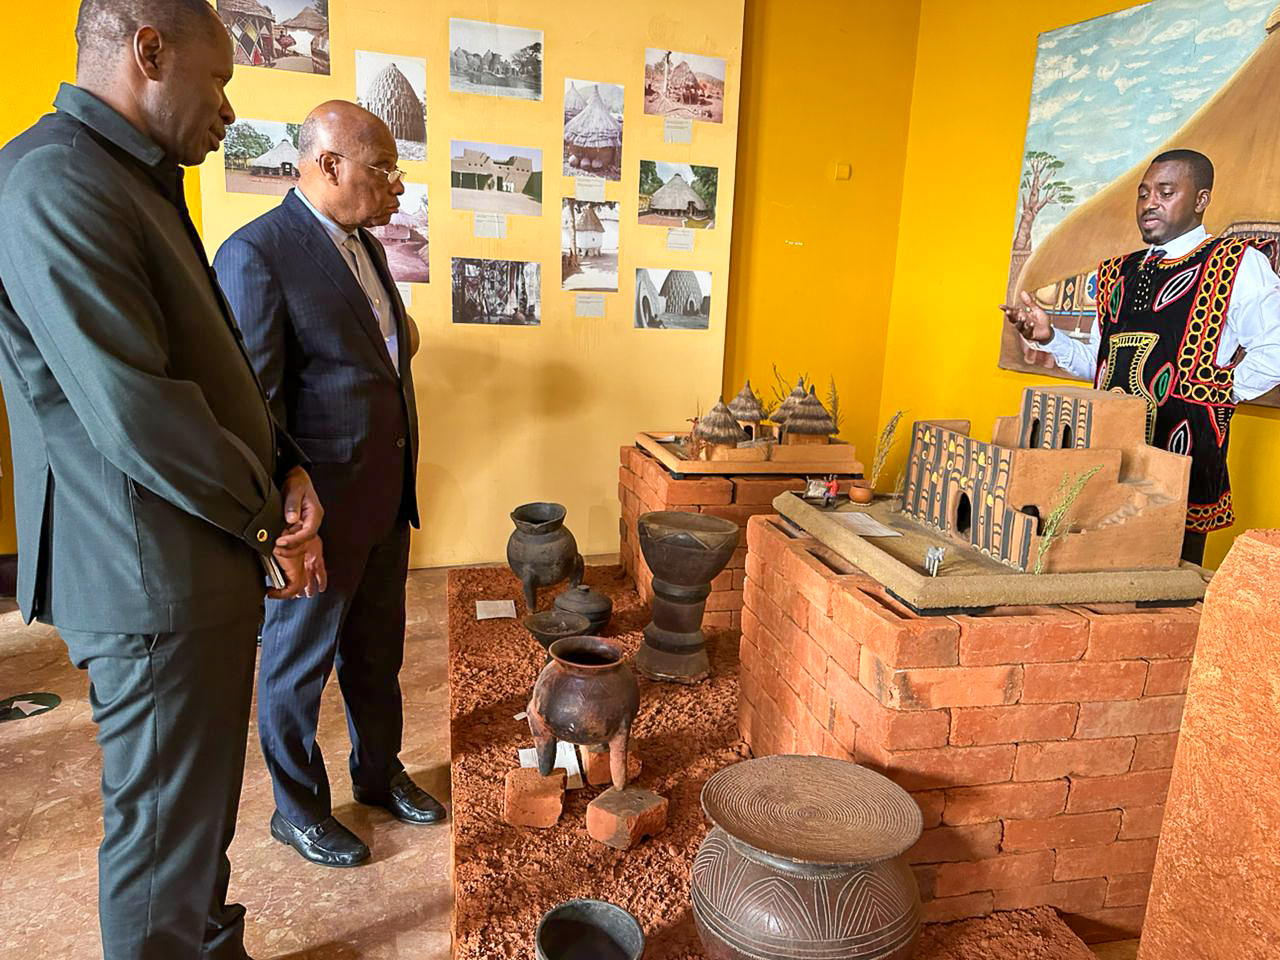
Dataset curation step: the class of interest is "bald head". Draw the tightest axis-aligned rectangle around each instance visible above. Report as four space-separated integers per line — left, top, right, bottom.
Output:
298 101 403 231
76 0 223 80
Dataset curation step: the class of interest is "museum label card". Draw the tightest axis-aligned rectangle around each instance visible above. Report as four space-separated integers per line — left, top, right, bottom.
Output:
475 599 517 620
666 228 695 251
518 743 584 789
473 212 507 239
575 293 606 318
831 512 902 538
663 117 694 144
575 176 606 202
395 282 413 307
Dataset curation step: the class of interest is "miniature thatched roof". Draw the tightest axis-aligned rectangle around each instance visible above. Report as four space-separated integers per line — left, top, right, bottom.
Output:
785 386 837 436
727 381 765 422
280 7 327 31
650 173 706 212
693 399 749 446
770 380 808 425
575 204 604 233
564 87 622 148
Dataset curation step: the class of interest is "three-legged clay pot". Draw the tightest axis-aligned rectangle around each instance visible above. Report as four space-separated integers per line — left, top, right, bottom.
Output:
691 755 923 960
527 636 639 791
634 510 740 684
507 502 584 612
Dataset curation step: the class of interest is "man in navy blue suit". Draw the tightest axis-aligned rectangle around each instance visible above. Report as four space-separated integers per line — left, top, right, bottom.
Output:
214 101 444 868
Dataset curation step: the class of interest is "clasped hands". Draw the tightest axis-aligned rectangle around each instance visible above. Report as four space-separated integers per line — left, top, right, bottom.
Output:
999 290 1054 345
270 466 328 600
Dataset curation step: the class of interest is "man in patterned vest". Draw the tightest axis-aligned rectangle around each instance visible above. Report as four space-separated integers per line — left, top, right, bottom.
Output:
1005 149 1280 564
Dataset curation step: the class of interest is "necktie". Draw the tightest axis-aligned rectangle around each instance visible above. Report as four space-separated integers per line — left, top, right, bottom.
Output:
342 235 398 370
1143 247 1167 268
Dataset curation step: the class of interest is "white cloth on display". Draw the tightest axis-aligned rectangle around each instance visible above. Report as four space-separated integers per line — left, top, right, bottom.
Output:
1026 225 1280 402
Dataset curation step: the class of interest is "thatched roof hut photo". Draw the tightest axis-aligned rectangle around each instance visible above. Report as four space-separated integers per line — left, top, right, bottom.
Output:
665 60 704 104
364 63 426 145
564 86 622 178
249 139 300 177
279 7 327 33
783 386 837 445
564 82 586 119
217 0 276 67
648 173 706 218
692 398 748 458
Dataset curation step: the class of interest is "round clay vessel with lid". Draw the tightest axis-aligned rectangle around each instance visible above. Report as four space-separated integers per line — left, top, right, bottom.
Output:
691 754 923 960
507 502 584 612
553 584 613 635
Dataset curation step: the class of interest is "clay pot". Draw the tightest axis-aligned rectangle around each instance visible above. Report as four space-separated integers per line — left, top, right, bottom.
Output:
522 610 592 653
507 502 584 612
535 899 645 960
554 584 613 634
527 635 639 790
633 510 740 684
849 481 874 504
692 755 923 960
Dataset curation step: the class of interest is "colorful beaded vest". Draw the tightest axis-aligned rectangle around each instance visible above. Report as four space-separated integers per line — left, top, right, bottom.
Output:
1094 234 1270 533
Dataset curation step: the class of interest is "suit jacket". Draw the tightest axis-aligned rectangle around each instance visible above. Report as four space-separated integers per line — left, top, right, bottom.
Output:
0 85 304 633
214 189 419 552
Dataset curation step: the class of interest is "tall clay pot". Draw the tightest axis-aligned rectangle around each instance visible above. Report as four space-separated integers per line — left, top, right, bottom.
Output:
691 755 923 960
527 635 640 791
507 502 584 612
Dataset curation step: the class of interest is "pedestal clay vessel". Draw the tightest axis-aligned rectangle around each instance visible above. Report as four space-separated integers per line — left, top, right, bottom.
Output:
528 636 639 790
634 510 740 683
692 755 923 960
535 899 645 960
554 584 613 634
507 502 584 612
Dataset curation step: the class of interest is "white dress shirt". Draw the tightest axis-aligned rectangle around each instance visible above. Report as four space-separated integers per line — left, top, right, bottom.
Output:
1035 224 1280 402
294 187 399 373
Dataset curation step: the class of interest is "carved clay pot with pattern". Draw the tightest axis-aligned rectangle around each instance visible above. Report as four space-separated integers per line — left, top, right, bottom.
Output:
507 502 585 612
691 755 923 960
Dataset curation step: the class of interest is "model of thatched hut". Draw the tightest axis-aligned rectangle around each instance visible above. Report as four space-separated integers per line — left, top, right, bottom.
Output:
692 398 749 459
364 63 425 144
649 173 707 219
784 386 837 445
564 87 622 173
770 379 808 431
728 381 768 439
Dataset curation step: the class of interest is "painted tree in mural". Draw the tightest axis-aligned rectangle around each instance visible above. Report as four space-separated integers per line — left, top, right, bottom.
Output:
222 123 273 169
1008 150 1075 298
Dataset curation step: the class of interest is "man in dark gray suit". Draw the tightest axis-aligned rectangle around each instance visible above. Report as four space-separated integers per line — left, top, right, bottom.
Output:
215 101 443 870
0 2 324 957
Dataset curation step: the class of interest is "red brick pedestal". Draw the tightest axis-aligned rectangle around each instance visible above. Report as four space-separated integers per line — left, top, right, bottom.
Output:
738 513 1200 943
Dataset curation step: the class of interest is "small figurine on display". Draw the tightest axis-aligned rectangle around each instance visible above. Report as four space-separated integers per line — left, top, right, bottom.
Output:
925 546 945 577
823 475 840 507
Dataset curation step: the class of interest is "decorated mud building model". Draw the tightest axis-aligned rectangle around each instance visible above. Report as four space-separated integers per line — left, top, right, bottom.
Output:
900 386 1191 572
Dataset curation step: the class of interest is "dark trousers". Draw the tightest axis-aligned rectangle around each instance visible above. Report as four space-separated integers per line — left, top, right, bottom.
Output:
257 523 410 827
1182 529 1207 565
62 610 261 960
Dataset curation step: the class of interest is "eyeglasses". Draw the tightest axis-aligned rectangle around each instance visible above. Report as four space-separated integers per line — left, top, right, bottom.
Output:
327 151 405 185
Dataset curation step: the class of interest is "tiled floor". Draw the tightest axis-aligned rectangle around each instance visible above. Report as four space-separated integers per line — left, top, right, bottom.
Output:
0 570 453 960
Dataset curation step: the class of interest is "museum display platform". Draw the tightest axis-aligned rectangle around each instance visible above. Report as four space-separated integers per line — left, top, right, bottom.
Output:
738 513 1200 942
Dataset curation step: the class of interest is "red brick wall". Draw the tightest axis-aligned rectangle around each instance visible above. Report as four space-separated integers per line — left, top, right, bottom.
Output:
618 445 808 630
738 513 1199 943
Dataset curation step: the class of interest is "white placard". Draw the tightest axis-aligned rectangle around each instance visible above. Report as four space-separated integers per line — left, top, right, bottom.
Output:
830 512 903 538
663 117 694 144
475 599 518 620
575 293 606 318
574 176 606 202
666 227 695 251
518 743 585 789
395 282 413 307
473 211 507 238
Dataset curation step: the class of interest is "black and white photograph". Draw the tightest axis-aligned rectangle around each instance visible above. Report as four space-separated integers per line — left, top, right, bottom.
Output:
561 200 619 292
635 268 712 329
449 18 543 101
452 258 541 325
216 0 330 75
356 51 427 162
451 141 543 216
370 182 429 284
638 160 718 228
563 80 623 180
222 118 302 196
643 48 725 122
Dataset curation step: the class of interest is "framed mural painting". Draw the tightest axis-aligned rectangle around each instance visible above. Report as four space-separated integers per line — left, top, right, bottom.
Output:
1002 0 1280 407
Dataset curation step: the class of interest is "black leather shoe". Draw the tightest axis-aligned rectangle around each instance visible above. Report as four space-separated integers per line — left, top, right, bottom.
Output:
269 811 370 867
355 770 447 824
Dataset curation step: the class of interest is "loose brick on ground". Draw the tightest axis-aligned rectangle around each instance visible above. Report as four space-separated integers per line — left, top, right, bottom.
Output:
585 787 668 850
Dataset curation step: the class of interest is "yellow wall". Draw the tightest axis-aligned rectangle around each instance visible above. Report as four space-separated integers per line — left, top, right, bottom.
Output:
724 0 921 459
876 0 1280 568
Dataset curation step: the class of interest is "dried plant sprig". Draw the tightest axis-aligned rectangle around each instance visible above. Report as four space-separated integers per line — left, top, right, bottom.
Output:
870 409 905 489
826 376 842 438
1034 465 1101 574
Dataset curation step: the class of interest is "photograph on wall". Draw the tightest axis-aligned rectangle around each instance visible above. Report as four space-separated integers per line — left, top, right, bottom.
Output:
643 48 725 123
450 141 543 216
222 119 303 196
369 182 429 284
638 160 718 228
561 200 619 292
452 258 541 325
356 51 427 162
634 268 711 329
1003 0 1280 407
216 0 330 75
563 80 624 180
449 19 543 101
